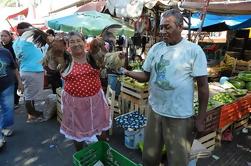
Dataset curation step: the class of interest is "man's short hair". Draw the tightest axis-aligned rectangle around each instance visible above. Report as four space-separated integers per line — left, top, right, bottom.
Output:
17 22 32 30
162 9 183 26
46 29 55 36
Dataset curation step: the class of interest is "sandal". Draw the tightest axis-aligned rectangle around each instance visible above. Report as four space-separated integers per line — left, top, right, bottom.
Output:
2 129 14 137
26 116 46 123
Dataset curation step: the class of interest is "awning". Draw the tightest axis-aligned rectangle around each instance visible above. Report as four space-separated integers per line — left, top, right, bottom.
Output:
106 0 178 18
144 0 178 9
76 0 106 12
107 0 145 18
180 0 251 15
189 12 251 32
6 8 29 20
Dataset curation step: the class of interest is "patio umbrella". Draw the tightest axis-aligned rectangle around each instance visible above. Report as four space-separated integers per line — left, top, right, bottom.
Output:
47 11 134 36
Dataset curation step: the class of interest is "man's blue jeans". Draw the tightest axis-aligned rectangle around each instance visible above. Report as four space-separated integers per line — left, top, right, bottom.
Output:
0 85 15 138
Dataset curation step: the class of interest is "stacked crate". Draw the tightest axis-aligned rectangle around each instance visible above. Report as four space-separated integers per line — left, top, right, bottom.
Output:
202 107 221 134
216 94 251 145
234 94 251 131
233 114 249 132
236 94 251 119
218 102 238 129
232 60 251 74
119 82 149 116
197 131 217 151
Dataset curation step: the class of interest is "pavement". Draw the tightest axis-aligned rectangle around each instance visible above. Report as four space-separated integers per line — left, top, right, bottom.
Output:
0 90 250 166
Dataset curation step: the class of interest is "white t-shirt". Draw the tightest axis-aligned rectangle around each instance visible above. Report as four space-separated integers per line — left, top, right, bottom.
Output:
142 38 208 118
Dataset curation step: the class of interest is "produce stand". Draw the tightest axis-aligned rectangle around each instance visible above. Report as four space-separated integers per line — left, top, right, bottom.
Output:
216 93 251 145
55 77 250 152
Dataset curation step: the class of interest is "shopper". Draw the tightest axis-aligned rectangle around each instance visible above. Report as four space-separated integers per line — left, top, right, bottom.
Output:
42 29 62 94
122 9 209 166
0 48 23 148
59 32 111 151
1 30 20 108
13 22 45 123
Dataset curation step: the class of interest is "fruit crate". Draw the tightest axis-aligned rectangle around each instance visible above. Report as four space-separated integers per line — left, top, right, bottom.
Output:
121 81 148 100
197 131 217 151
232 60 251 74
56 88 62 124
119 92 149 115
120 79 149 115
219 102 238 129
73 141 141 166
216 122 233 147
236 94 251 119
233 113 250 132
201 107 221 135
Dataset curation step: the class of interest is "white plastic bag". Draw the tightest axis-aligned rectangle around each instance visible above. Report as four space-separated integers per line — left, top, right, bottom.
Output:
43 94 57 120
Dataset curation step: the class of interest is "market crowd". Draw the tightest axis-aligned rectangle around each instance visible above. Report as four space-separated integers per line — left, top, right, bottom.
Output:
0 9 209 166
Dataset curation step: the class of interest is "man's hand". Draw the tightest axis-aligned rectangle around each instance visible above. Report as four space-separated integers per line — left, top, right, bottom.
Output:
195 112 207 132
118 67 128 75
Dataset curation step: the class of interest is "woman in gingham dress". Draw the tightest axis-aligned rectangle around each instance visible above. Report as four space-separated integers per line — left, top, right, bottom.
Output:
60 32 110 151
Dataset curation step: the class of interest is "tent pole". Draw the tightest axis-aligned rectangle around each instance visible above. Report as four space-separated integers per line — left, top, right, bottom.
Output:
6 19 16 33
49 0 93 14
188 10 192 41
193 0 211 44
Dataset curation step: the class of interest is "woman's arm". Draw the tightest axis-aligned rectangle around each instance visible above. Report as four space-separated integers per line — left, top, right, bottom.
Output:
15 69 24 93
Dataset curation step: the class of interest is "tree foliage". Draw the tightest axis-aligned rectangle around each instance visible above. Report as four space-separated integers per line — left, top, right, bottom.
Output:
0 0 17 7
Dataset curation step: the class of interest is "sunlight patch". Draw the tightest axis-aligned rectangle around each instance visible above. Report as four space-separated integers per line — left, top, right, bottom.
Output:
24 157 38 165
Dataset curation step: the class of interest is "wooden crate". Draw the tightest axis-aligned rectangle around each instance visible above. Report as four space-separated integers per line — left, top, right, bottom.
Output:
197 107 221 136
219 102 238 129
120 82 148 99
56 88 62 124
236 94 251 119
232 60 251 73
233 113 250 132
197 131 217 151
119 92 149 116
216 122 233 147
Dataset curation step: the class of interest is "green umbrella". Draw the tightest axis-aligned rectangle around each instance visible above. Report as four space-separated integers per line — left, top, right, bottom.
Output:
47 11 134 37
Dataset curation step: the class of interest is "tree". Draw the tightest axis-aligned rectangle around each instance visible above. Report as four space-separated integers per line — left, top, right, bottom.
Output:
0 0 18 7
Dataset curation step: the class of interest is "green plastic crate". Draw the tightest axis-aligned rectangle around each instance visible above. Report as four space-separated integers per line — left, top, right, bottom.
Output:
73 141 141 166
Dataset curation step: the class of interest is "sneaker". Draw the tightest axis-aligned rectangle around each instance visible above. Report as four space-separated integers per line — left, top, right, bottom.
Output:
0 137 6 149
2 129 14 137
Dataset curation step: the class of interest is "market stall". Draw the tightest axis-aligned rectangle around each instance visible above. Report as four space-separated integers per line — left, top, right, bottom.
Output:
52 2 250 165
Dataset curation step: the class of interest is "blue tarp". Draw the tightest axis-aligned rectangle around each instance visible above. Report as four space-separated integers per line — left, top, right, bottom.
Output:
190 12 251 31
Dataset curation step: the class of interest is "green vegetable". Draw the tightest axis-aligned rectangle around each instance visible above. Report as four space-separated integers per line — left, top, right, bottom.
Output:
228 79 246 89
245 82 251 91
211 92 235 104
238 71 251 82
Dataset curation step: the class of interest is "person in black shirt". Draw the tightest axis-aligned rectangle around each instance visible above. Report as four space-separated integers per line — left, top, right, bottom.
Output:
0 48 23 148
1 30 20 107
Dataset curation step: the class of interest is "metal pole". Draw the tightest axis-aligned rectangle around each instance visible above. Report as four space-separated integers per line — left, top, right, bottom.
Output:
194 0 211 44
6 19 16 33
